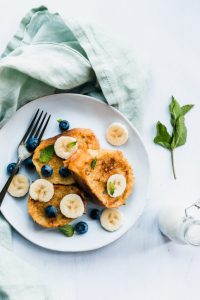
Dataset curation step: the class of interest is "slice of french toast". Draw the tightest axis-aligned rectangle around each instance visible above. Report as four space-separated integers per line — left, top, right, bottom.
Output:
28 184 87 228
67 149 134 208
32 128 100 185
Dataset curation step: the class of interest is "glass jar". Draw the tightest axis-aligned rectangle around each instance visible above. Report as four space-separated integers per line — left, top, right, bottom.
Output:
158 199 200 246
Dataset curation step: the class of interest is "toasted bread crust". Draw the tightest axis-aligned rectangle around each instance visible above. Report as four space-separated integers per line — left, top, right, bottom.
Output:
28 184 87 228
32 128 100 185
68 149 134 208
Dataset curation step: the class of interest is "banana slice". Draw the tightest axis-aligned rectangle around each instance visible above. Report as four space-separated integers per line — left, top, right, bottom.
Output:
60 194 84 218
100 208 123 232
107 174 126 197
8 174 29 198
54 136 78 160
29 179 54 202
105 122 128 146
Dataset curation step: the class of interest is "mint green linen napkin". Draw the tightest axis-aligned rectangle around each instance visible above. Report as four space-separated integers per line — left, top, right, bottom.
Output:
0 6 147 128
0 6 147 300
0 215 50 300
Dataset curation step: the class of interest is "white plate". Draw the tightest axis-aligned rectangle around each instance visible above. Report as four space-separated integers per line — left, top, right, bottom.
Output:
0 94 150 252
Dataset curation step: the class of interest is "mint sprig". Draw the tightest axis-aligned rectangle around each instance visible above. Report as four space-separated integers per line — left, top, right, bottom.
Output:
109 182 115 196
59 224 74 237
39 145 54 163
154 96 194 179
67 141 77 150
91 158 97 169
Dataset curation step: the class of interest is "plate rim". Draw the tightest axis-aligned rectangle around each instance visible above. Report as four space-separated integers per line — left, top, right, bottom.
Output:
0 93 150 252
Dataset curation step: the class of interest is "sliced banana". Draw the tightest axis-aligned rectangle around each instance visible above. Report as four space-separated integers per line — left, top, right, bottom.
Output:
100 208 123 232
8 174 29 198
60 194 84 219
29 179 54 202
54 136 78 160
105 122 128 146
107 174 126 197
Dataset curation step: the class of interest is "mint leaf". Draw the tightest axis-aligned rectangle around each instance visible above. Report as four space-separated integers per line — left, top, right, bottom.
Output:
59 224 74 237
109 182 115 196
171 115 187 149
57 118 62 123
154 122 172 149
181 104 194 116
39 145 54 163
91 158 97 169
67 141 77 150
154 96 194 179
169 96 182 127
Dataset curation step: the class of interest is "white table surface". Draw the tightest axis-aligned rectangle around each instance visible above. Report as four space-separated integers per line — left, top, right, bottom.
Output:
0 1 200 299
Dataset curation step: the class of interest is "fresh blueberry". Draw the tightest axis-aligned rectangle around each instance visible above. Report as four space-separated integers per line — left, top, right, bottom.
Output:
75 221 88 235
24 157 35 170
41 165 53 177
7 163 19 175
45 205 57 218
26 137 39 152
59 120 70 131
59 166 70 178
90 209 101 220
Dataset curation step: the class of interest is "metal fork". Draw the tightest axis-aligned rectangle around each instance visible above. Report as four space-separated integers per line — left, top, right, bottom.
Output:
0 109 51 207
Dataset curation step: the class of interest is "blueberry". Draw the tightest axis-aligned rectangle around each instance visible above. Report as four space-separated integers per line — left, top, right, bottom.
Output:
45 205 57 218
26 137 39 152
59 166 70 178
59 120 70 131
41 165 53 177
24 157 35 170
75 221 88 234
7 163 19 175
90 209 101 220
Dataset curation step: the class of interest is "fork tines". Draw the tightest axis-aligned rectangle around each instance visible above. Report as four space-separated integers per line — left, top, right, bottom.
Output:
20 109 51 145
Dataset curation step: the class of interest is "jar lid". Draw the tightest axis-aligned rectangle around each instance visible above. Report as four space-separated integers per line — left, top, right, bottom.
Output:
185 199 200 219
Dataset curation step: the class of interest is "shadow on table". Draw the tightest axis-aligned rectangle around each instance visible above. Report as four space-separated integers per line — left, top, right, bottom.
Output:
13 202 171 262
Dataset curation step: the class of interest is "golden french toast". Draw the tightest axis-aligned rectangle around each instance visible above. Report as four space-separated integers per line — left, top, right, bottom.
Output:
67 149 134 208
32 128 100 185
28 184 87 228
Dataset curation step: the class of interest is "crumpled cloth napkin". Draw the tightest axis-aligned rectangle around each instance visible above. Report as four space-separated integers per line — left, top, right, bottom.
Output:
0 6 147 300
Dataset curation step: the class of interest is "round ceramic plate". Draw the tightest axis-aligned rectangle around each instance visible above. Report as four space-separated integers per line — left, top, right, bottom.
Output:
0 94 149 252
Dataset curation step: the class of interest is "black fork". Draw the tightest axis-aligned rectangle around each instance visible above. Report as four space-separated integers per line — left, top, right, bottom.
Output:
0 109 51 207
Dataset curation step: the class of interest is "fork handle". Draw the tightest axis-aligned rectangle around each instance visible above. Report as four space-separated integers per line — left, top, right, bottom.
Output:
0 158 22 208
